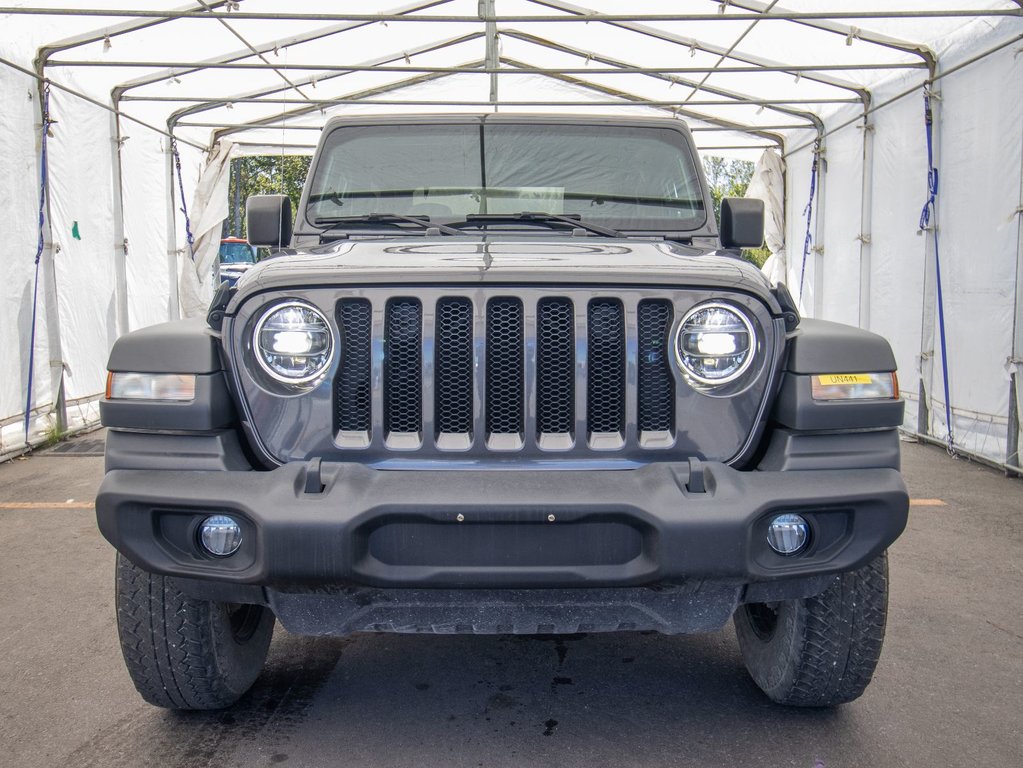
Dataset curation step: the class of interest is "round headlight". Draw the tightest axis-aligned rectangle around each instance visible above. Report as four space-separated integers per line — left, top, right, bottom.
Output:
674 302 756 386
253 301 334 384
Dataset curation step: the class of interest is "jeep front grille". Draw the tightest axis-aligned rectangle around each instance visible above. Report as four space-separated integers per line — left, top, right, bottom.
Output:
333 289 677 454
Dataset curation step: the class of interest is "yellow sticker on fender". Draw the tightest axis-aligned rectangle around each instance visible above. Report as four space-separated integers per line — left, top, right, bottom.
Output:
815 374 872 386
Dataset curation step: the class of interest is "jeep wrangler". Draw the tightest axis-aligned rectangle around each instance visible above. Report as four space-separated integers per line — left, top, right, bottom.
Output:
96 115 908 710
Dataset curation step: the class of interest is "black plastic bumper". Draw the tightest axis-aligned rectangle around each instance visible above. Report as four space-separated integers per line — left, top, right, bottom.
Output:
96 460 908 590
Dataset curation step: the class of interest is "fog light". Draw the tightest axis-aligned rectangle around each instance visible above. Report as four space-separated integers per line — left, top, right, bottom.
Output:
767 514 809 555
199 515 242 557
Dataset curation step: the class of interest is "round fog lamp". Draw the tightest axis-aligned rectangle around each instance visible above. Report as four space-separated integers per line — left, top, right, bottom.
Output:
199 515 243 557
766 513 809 555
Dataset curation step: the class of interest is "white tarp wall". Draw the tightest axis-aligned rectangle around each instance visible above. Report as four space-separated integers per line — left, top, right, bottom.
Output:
780 18 1023 465
0 37 204 458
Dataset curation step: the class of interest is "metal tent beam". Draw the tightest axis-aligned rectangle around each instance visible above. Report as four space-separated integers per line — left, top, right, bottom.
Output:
59 60 926 75
193 0 312 102
206 67 481 143
672 0 781 114
109 0 456 101
130 94 859 106
482 0 498 107
527 0 870 100
500 29 821 130
712 0 937 75
193 57 783 149
175 121 814 131
2 7 1019 21
165 33 484 124
499 57 784 148
34 0 229 67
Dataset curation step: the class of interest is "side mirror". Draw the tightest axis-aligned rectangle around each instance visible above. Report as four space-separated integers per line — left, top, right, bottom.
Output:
246 194 293 247
720 197 764 249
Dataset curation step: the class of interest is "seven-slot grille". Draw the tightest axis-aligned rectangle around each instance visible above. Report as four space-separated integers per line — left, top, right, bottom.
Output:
335 292 676 452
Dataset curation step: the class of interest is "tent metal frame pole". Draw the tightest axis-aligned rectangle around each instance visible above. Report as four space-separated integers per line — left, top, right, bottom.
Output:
784 33 1023 158
165 135 182 321
177 121 813 132
858 110 874 331
813 142 827 319
202 52 785 148
482 0 498 108
499 59 785 147
497 30 821 130
110 111 130 337
109 0 457 99
916 84 941 440
231 143 319 151
34 86 67 436
129 95 861 106
193 0 313 103
165 34 484 127
0 56 205 150
35 1 229 66
673 0 780 111
207 68 470 142
63 61 925 75
525 0 868 99
3 8 1019 22
1007 106 1023 470
710 0 936 71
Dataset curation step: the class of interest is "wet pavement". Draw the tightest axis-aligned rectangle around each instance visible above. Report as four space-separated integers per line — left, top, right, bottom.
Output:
0 431 1020 767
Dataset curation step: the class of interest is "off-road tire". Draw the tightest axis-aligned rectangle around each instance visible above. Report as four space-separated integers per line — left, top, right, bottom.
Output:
734 552 888 707
115 554 274 710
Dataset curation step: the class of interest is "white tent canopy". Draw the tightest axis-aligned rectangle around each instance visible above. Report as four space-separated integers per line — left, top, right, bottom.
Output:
1 0 1022 468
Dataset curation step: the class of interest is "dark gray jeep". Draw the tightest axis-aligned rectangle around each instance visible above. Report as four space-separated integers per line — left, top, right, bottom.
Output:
96 115 908 710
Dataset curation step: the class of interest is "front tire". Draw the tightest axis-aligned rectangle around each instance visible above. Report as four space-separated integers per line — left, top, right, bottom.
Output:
115 554 274 710
734 553 889 707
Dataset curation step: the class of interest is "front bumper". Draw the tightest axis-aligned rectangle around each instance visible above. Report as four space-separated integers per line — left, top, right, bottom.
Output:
96 461 908 590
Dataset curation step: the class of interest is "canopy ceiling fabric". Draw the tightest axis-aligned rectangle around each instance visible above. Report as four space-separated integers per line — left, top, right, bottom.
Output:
1 0 1023 469
0 0 1017 157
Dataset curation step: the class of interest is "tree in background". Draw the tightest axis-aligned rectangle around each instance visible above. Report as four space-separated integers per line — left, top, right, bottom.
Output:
701 156 771 268
225 155 312 239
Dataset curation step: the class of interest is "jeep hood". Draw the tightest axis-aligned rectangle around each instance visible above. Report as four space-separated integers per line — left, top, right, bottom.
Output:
230 236 779 312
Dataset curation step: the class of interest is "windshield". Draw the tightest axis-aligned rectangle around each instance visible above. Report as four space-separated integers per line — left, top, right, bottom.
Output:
219 242 256 264
305 123 706 232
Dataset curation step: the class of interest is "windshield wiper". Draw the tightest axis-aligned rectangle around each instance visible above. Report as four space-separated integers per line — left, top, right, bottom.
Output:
312 213 462 236
457 212 621 238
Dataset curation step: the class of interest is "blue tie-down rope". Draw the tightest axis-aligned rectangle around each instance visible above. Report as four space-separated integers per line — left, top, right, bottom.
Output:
24 83 52 444
919 91 956 456
797 140 820 304
171 137 195 260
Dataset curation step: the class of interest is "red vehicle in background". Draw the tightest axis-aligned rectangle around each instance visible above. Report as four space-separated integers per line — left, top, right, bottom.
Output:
217 237 258 286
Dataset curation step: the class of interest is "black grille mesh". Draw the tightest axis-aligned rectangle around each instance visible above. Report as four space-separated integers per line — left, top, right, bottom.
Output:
385 298 422 433
333 292 676 447
336 298 372 432
587 299 625 434
486 298 524 434
435 298 474 434
536 298 575 434
637 300 675 432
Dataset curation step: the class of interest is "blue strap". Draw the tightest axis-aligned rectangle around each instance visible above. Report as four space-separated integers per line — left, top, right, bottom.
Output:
918 94 939 231
24 84 51 443
171 137 195 260
797 140 820 303
919 92 955 456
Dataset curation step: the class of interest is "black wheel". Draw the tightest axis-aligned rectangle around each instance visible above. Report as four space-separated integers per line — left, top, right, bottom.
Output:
734 553 889 707
115 554 274 710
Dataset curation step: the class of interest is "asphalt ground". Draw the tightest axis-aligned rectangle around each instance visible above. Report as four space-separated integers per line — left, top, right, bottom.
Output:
0 431 1020 768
